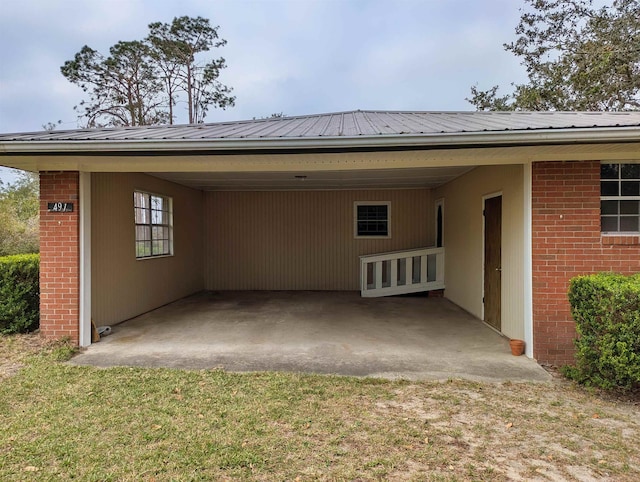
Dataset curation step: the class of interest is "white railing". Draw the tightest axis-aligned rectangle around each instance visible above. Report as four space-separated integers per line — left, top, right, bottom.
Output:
359 246 445 297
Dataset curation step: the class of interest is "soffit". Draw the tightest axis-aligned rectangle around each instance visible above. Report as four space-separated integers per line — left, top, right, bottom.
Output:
148 166 476 191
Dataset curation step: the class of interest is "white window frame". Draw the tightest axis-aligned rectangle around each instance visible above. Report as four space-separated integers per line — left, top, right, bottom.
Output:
600 163 640 234
354 201 391 239
134 190 174 259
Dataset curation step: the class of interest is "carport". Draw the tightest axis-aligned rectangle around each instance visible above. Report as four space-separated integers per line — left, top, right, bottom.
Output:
70 291 550 382
4 111 634 366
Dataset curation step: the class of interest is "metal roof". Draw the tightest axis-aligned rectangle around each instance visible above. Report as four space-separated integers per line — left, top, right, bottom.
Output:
1 110 639 142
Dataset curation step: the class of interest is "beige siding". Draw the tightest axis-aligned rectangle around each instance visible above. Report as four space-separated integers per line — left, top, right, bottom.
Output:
433 165 525 340
205 189 432 290
92 173 204 325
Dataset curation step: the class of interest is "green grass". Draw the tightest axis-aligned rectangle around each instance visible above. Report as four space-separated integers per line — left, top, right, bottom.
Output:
1 334 639 481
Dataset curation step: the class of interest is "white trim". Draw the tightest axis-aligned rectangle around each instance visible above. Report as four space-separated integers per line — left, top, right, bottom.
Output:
354 201 391 239
2 126 639 154
79 172 91 347
434 198 444 247
523 163 534 358
481 192 503 325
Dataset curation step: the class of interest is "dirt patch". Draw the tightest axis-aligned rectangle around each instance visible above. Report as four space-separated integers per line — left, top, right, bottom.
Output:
0 332 53 380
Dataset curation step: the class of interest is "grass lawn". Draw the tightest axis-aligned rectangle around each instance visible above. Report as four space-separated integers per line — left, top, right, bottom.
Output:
1 334 639 481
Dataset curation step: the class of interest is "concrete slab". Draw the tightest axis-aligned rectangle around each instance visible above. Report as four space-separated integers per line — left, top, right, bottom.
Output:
70 291 550 382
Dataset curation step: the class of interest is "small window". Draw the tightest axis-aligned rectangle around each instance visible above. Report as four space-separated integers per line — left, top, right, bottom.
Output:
134 191 173 258
601 163 640 233
354 201 390 238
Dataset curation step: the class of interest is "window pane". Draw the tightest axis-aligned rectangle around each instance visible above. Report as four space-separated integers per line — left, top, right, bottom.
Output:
135 207 148 224
601 164 619 179
136 241 151 258
621 181 639 196
134 191 149 208
620 216 639 232
620 200 639 215
601 216 618 232
621 164 640 179
601 181 619 196
151 195 163 210
136 225 150 242
600 200 619 215
357 205 387 220
151 209 162 224
152 226 169 241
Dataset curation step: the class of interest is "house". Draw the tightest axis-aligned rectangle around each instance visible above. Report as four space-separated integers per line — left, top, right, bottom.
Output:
1 110 639 367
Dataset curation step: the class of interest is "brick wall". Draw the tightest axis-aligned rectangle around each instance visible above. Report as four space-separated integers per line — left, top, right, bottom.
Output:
532 161 640 366
39 171 80 343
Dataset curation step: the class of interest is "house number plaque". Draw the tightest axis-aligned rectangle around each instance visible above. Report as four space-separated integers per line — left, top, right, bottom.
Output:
47 202 74 213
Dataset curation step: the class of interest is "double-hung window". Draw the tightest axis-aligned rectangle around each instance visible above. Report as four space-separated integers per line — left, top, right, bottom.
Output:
134 191 173 258
601 163 640 234
354 201 391 238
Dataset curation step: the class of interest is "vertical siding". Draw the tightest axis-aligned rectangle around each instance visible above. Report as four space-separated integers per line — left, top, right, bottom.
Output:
92 173 204 325
205 189 432 290
433 165 525 340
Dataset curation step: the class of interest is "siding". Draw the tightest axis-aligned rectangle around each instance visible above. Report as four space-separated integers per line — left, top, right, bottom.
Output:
205 189 432 290
92 173 204 325
433 165 525 340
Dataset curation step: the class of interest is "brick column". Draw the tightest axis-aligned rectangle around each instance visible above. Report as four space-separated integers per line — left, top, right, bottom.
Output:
531 161 640 366
39 171 80 343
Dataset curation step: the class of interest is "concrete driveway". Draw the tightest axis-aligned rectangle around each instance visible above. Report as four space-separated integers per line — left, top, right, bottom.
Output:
70 291 550 382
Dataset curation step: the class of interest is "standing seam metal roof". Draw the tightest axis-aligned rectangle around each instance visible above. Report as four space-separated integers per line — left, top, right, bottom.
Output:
1 110 639 142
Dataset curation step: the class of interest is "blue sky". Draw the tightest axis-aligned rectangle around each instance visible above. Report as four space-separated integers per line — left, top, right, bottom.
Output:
0 0 528 183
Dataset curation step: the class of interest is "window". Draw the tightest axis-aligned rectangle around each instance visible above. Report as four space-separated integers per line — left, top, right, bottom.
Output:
601 163 640 233
134 191 173 258
354 201 390 238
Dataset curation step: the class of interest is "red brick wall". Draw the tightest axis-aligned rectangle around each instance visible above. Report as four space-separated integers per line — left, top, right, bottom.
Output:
532 161 640 366
39 171 80 343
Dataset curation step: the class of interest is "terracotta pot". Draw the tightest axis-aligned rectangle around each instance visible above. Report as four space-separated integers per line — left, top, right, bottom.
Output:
509 339 525 356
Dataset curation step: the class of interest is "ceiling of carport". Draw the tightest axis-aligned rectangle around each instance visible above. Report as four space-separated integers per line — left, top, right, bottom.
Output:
149 165 475 191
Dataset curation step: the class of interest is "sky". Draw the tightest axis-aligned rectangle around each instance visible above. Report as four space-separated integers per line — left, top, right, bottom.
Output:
0 0 529 184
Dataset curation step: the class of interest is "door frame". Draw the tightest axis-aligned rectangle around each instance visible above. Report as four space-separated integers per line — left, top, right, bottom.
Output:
481 191 502 327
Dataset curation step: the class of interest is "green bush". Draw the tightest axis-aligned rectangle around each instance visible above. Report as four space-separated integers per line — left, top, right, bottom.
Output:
565 273 640 390
0 254 39 334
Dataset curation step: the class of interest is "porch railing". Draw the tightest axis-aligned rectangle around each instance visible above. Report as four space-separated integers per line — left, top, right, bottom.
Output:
359 246 445 298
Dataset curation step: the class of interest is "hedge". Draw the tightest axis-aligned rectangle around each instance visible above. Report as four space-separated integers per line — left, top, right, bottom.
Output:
0 254 39 334
565 273 640 390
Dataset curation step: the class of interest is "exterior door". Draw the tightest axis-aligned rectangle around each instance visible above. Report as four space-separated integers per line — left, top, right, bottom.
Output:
484 195 502 331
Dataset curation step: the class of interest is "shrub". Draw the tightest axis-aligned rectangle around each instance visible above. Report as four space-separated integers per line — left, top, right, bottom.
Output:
0 254 39 334
565 273 640 390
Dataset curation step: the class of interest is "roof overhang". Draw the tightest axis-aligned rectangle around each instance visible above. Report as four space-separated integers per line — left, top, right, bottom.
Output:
1 125 639 156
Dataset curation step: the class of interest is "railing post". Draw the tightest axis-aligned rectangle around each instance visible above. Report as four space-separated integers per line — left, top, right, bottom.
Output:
375 261 383 289
390 259 398 287
436 250 445 283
